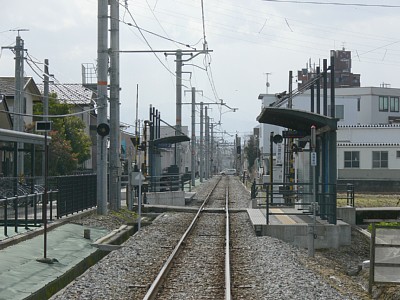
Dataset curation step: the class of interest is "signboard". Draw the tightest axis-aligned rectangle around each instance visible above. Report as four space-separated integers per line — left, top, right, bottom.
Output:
311 152 317 166
131 172 145 186
36 121 52 132
282 130 307 138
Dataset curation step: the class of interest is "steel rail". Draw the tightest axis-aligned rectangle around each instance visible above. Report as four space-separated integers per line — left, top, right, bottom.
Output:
225 186 232 300
143 177 222 300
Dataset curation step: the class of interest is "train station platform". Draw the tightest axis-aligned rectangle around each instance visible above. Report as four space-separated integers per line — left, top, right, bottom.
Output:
247 207 351 249
0 223 110 300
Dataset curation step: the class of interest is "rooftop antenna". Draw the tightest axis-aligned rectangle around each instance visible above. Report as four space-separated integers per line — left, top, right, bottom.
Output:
264 72 271 94
10 28 29 37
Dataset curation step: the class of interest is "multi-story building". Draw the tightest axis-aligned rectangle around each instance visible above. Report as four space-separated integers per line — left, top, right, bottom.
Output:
258 85 400 192
297 48 361 89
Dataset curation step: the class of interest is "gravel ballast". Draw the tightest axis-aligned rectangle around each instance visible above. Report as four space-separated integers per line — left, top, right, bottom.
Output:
51 177 397 299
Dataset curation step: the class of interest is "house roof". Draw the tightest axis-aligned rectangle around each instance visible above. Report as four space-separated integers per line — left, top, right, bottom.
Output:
0 77 41 101
36 83 95 105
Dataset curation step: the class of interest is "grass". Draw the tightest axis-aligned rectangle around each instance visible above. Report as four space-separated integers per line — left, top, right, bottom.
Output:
337 193 400 208
246 179 400 208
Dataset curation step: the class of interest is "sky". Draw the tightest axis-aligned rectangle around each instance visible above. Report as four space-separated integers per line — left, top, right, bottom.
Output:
1 0 400 143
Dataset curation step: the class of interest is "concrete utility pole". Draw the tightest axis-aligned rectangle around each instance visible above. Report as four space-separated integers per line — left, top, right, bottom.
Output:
97 0 109 215
205 107 209 179
14 35 25 176
210 123 214 176
162 49 212 174
175 50 183 172
200 102 204 182
109 0 121 211
191 87 196 186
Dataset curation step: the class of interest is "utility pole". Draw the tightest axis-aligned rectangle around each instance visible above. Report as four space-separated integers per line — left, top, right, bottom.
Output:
191 87 196 186
210 122 214 176
97 0 109 215
109 0 121 211
14 35 25 176
205 107 209 179
175 50 183 173
200 102 204 182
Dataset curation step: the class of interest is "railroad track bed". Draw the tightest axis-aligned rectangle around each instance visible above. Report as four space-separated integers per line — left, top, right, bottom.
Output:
52 176 360 299
155 212 226 299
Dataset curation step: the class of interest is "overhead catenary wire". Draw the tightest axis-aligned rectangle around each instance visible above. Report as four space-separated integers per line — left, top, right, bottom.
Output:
0 105 102 119
120 3 190 80
140 0 400 67
263 0 400 8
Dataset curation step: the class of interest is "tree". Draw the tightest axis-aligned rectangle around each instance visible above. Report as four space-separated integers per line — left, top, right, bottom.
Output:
244 135 259 175
33 93 92 175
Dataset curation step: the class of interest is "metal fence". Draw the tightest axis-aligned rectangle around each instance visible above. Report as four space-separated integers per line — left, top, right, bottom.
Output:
0 174 96 238
0 191 58 237
250 180 355 225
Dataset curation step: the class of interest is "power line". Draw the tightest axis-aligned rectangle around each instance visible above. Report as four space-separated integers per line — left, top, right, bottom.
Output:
120 4 185 79
0 105 102 119
116 17 197 50
262 0 400 8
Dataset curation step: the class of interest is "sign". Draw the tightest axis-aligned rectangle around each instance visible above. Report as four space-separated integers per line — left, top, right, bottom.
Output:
282 130 306 138
311 152 317 167
36 121 52 132
131 172 145 186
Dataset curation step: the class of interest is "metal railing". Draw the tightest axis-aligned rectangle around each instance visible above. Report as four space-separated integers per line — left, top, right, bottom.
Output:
0 174 96 238
0 190 58 237
147 174 192 192
250 180 355 225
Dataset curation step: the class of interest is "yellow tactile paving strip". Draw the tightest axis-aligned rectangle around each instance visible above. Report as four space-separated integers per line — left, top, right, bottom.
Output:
269 208 297 224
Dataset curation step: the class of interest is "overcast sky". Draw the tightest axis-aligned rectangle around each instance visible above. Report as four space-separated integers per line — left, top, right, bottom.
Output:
1 0 400 141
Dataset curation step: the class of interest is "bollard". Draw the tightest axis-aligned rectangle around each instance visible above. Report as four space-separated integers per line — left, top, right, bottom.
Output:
84 229 91 239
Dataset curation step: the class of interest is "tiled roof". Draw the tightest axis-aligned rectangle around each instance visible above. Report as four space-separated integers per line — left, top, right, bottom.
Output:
0 77 40 98
36 83 95 105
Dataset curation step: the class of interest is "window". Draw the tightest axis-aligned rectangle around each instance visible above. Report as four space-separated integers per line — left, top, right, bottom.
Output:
357 98 361 112
390 97 399 112
379 96 388 112
328 104 344 119
344 151 359 168
372 151 388 168
397 150 400 158
336 105 344 119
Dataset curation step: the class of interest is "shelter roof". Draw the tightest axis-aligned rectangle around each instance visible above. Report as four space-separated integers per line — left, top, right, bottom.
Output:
257 107 337 133
153 135 190 146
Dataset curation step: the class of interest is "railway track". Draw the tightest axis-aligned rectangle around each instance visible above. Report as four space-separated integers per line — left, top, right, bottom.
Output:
144 176 232 300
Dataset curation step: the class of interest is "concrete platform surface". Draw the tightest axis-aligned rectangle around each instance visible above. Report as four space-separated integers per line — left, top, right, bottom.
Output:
0 223 108 300
247 207 351 249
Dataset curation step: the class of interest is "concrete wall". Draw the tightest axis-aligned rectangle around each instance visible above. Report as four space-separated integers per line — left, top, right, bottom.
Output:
337 206 356 225
262 221 351 249
146 191 185 206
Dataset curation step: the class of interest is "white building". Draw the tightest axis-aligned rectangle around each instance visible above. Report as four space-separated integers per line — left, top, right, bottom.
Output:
258 86 400 192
